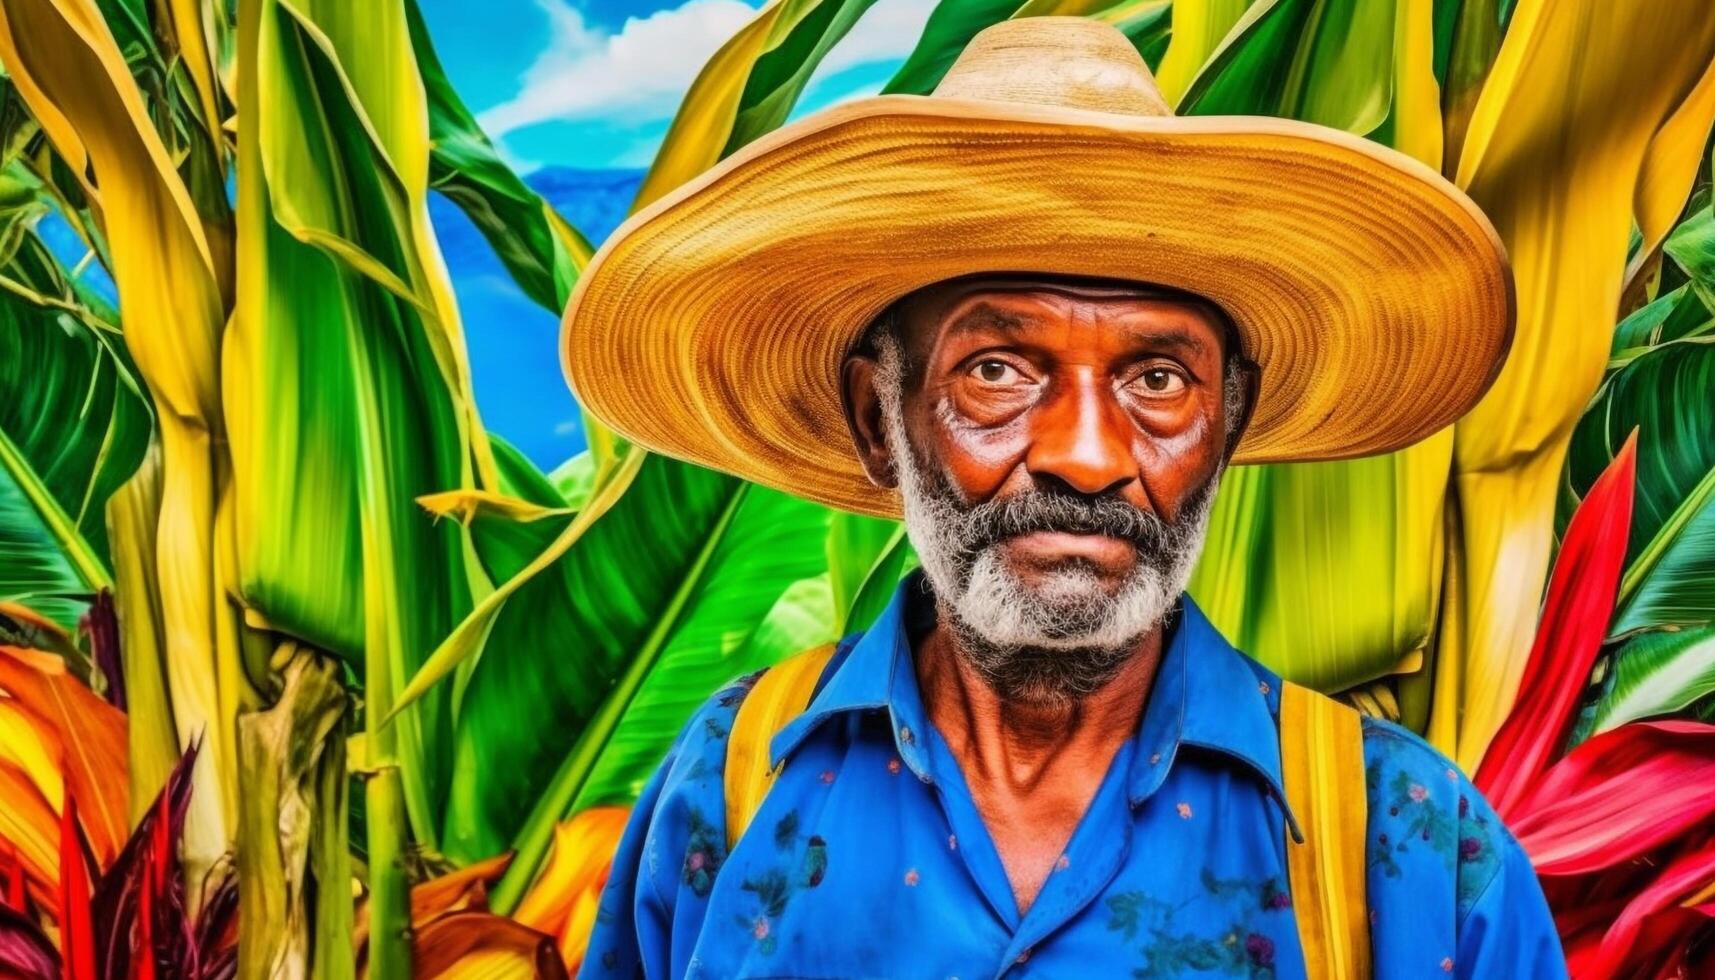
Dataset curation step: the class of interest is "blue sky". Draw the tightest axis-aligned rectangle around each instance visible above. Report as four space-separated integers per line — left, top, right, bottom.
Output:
48 0 937 471
412 0 936 467
419 0 935 171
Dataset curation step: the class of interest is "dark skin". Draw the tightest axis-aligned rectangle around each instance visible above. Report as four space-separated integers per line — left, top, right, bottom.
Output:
841 274 1255 917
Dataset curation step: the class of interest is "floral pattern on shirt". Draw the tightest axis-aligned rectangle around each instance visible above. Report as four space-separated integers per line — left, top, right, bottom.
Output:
726 809 831 956
1367 761 1459 879
1106 871 1293 978
582 582 1567 980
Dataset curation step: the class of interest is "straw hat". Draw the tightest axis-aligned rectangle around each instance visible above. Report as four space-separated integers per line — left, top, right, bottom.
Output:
561 17 1514 518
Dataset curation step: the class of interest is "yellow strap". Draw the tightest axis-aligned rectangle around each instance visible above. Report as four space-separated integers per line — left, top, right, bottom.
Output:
1281 681 1373 980
724 644 838 851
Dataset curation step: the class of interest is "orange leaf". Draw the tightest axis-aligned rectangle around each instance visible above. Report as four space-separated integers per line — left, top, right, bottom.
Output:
513 806 629 942
412 911 567 980
0 757 59 919
0 646 129 865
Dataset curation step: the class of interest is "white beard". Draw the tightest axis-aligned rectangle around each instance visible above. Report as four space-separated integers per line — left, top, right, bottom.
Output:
874 338 1218 686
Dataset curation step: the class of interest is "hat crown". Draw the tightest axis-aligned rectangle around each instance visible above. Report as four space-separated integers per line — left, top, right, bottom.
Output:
932 18 1172 117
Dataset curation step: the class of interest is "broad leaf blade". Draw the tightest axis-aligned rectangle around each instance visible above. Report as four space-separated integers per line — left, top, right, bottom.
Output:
1591 626 1715 734
1473 435 1636 819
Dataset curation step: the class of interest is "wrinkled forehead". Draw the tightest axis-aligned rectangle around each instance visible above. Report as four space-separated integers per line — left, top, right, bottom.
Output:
877 272 1241 362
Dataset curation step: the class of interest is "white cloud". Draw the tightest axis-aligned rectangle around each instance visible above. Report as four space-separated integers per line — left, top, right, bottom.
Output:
478 0 757 137
813 0 934 79
481 0 935 141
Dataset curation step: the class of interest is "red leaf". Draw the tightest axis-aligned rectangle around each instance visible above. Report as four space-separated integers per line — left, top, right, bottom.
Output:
1474 432 1638 818
92 744 199 979
1 842 21 910
0 902 58 977
136 851 154 980
1580 833 1715 978
55 796 95 980
1510 721 1715 875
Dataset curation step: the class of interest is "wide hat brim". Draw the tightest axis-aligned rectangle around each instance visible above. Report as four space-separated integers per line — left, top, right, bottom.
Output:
561 96 1514 518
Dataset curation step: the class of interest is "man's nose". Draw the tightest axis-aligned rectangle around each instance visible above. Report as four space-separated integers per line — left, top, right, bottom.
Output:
1024 374 1135 496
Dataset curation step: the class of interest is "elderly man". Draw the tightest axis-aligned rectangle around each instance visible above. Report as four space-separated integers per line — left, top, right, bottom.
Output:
561 17 1564 980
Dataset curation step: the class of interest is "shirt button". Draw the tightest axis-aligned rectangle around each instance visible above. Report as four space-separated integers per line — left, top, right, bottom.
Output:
899 724 915 744
1149 752 1161 765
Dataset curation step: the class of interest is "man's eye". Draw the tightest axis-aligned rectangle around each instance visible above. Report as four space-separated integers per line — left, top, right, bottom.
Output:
1134 368 1185 394
972 359 1020 384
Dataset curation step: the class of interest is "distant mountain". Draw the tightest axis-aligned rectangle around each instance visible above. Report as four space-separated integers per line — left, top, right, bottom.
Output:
430 167 646 470
526 166 647 246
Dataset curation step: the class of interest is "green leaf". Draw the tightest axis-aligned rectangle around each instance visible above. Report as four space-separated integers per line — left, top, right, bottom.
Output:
1178 0 1400 135
841 522 915 636
1564 336 1715 639
1607 284 1711 362
726 0 883 154
883 0 1021 95
1591 626 1715 733
825 511 901 627
440 454 834 906
404 0 592 311
883 0 1170 98
636 0 886 209
1664 189 1715 314
233 0 507 860
0 231 150 628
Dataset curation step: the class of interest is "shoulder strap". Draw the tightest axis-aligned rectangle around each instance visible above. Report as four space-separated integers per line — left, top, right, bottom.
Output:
1280 680 1373 980
724 643 839 851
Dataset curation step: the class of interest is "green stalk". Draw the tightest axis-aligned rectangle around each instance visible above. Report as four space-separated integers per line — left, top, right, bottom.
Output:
346 296 412 979
489 483 748 914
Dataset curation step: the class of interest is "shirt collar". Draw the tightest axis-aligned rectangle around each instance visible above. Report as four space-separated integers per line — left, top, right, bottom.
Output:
771 570 1298 831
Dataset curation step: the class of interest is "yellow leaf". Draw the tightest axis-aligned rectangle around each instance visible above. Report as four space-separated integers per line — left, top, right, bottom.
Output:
1440 0 1715 767
1155 0 1250 107
506 805 630 974
633 0 789 209
0 0 236 881
417 490 576 526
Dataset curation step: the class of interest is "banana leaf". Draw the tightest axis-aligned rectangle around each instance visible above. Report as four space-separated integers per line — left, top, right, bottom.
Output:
827 512 913 635
883 0 1170 98
1605 283 1710 363
1179 0 1454 695
440 454 835 865
1153 0 1251 105
883 0 1021 94
0 0 237 880
0 228 149 629
1563 333 1715 641
1436 0 1715 767
1590 626 1715 735
1665 192 1715 313
1178 0 1405 132
234 0 494 883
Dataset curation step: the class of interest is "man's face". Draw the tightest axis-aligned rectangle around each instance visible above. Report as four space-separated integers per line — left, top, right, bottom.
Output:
843 275 1247 702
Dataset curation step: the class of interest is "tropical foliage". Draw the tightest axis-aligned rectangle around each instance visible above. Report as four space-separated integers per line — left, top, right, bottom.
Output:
0 0 1710 977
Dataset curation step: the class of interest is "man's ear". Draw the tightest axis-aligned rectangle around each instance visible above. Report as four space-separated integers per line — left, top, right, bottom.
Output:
1220 357 1261 468
841 353 898 490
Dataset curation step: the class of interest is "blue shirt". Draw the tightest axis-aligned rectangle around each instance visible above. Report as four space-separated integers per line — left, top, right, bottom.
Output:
584 574 1566 978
